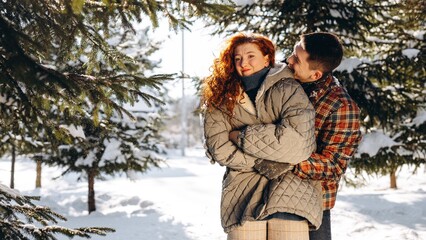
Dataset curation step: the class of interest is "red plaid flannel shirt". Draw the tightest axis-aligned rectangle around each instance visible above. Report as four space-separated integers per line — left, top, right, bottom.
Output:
293 75 362 210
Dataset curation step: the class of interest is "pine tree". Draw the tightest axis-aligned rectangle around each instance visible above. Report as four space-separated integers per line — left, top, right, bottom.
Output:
0 0 234 153
44 96 168 213
0 0 235 232
0 122 46 189
37 15 167 214
207 0 425 188
0 183 114 239
343 0 426 188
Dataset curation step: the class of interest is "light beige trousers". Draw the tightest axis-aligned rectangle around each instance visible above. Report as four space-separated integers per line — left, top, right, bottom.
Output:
227 219 309 240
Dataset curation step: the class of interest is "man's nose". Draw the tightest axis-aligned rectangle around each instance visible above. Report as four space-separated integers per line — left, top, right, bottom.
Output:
286 56 293 67
282 58 289 65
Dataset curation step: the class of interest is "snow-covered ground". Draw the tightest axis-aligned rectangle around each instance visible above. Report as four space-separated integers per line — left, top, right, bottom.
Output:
0 148 425 240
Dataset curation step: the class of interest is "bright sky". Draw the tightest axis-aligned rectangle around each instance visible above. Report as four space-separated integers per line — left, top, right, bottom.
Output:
151 21 223 99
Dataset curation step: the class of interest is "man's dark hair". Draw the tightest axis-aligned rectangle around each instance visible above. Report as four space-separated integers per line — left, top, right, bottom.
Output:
301 32 343 73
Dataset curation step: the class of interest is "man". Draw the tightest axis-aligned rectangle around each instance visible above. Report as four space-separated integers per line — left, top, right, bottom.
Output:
286 32 362 240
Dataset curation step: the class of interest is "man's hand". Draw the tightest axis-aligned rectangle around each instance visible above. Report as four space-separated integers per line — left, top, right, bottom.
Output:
254 159 294 180
229 130 240 145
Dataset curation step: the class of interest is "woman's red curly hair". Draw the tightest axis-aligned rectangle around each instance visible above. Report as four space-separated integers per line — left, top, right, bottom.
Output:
201 32 275 115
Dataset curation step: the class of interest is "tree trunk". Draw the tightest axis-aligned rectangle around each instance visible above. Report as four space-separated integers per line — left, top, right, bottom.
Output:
88 169 96 214
390 169 397 189
35 159 42 188
10 142 16 189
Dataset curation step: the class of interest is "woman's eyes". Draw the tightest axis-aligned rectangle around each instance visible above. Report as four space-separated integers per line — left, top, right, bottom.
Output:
235 55 256 61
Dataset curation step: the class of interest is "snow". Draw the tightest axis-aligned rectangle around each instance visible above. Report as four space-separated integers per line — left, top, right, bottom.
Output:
330 9 347 19
233 0 255 6
1 148 425 240
335 57 369 73
75 151 96 167
407 30 425 40
60 124 86 139
402 49 420 59
356 131 398 157
101 138 125 165
0 183 21 198
412 109 426 127
0 94 15 106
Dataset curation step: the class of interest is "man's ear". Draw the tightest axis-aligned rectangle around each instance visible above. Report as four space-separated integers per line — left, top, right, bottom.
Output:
312 71 323 81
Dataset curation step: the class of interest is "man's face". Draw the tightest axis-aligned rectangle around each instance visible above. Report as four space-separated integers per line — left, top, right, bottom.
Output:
287 42 320 83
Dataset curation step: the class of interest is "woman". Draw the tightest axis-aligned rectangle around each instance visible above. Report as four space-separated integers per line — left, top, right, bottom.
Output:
201 32 323 240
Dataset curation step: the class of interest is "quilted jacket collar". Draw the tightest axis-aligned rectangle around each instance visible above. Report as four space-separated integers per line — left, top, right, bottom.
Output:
239 63 294 116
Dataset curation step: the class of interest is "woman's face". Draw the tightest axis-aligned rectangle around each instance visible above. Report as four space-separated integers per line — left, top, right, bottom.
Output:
234 43 269 77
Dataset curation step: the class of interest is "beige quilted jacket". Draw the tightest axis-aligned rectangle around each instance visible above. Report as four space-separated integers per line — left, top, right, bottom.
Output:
203 63 323 233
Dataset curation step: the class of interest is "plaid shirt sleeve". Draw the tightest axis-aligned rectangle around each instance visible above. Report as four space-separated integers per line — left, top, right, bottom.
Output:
293 101 361 180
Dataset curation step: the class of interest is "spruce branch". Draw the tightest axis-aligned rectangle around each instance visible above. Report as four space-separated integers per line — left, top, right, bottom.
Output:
0 184 115 239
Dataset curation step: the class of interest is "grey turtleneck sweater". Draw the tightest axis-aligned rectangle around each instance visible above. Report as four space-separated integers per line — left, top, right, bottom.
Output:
241 67 270 105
